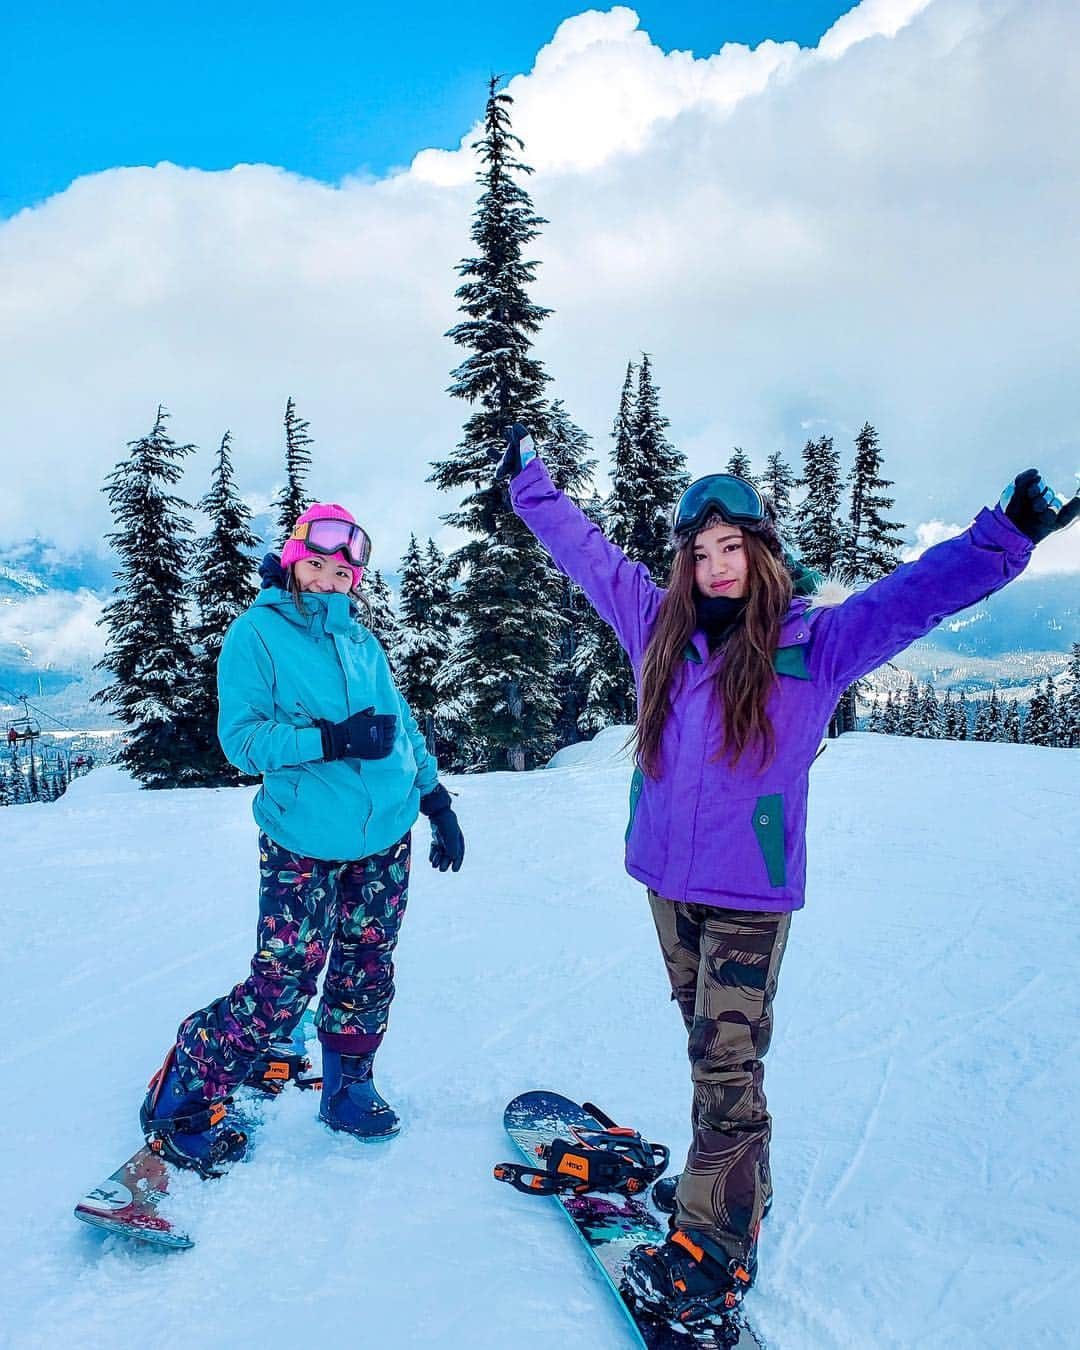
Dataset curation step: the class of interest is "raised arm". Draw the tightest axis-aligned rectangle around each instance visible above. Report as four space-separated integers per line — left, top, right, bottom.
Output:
808 466 1079 693
500 428 663 667
217 620 324 775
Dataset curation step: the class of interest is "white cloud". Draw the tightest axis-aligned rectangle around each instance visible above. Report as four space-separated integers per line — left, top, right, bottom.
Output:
0 591 106 668
2 0 1080 613
902 513 1080 576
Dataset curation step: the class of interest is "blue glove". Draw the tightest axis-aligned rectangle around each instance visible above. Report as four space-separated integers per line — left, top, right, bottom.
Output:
1001 469 1080 544
318 708 397 761
487 424 538 483
419 783 465 873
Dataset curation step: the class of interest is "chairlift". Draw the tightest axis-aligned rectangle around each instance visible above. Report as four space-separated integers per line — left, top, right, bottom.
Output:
6 697 41 745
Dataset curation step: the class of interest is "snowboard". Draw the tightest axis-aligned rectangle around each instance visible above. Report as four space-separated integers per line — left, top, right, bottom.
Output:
502 1091 764 1350
74 1011 320 1251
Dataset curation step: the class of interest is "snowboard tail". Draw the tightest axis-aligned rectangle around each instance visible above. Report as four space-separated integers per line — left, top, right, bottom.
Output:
75 1011 319 1251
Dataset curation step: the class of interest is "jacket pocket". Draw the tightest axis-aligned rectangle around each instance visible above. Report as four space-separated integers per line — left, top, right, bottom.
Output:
751 794 786 888
625 766 644 842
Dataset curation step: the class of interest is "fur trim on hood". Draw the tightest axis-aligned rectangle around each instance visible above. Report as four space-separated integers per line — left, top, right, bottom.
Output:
806 577 854 610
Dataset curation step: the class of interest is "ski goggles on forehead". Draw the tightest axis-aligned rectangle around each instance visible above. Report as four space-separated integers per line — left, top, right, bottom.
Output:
290 517 372 568
672 474 767 534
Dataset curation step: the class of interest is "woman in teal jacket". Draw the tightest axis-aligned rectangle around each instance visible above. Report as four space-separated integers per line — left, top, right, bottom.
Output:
140 503 464 1170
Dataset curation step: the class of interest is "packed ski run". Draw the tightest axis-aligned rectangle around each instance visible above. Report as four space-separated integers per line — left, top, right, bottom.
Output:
2 730 1078 1348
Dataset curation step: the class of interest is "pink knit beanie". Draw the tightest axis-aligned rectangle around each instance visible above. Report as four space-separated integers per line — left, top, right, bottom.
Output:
281 503 365 587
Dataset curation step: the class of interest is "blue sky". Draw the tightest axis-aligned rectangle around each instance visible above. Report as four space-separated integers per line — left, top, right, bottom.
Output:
4 2 856 216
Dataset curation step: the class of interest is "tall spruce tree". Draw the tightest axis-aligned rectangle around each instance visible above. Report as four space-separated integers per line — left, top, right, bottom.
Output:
1059 642 1080 748
841 423 905 582
429 77 561 770
190 431 261 785
274 397 314 546
726 448 754 480
395 535 452 754
541 401 597 748
1001 698 1023 744
360 569 402 672
761 451 796 534
794 435 845 575
94 407 201 787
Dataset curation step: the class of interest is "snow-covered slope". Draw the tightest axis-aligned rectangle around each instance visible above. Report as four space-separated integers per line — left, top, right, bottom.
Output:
2 735 1077 1349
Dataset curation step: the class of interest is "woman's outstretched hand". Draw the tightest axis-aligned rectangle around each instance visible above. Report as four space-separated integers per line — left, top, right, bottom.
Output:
1001 469 1080 543
488 423 537 482
419 784 465 873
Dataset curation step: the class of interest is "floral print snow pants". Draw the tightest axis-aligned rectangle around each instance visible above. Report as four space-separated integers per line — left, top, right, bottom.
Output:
175 831 411 1100
649 892 791 1270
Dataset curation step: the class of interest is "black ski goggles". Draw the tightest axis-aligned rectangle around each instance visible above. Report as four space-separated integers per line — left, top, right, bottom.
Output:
672 474 767 535
290 517 372 568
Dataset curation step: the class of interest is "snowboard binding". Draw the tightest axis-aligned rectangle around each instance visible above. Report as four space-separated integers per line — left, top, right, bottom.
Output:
242 1047 322 1095
494 1100 669 1199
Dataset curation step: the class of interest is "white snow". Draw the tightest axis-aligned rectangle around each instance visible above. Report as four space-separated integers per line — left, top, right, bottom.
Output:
2 734 1078 1348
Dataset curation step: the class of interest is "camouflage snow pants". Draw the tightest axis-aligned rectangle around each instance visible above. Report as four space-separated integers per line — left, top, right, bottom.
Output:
175 831 411 1100
649 892 791 1267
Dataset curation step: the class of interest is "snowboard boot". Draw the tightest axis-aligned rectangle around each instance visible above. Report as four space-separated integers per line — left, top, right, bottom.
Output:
652 1173 773 1225
140 1045 247 1177
623 1228 754 1331
319 1047 400 1140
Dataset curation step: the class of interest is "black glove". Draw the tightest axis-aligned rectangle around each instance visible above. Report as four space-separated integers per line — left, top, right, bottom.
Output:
487 423 537 483
1001 469 1080 544
318 708 397 761
259 552 287 589
419 783 465 873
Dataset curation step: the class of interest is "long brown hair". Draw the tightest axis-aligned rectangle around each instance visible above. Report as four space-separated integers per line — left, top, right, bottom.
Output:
635 532 794 776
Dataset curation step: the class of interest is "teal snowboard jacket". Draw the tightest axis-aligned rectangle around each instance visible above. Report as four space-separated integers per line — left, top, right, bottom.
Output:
217 587 439 863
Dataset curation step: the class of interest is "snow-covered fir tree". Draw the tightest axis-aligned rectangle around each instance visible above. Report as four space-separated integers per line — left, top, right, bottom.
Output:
761 451 796 535
1060 642 1080 748
429 77 561 771
973 686 1001 742
395 535 452 754
1001 698 1023 744
360 569 402 675
840 423 905 583
880 690 900 734
540 400 597 748
94 407 202 788
794 435 845 576
190 430 260 785
954 689 970 741
915 682 943 738
274 397 314 547
726 448 754 480
1023 676 1059 747
895 676 920 736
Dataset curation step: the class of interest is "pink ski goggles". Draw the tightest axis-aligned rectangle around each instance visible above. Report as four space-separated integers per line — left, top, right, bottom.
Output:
289 517 372 568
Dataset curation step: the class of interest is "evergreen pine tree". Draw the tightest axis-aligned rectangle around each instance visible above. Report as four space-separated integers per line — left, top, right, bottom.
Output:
395 535 450 754
761 451 796 534
27 747 40 801
896 677 920 736
793 435 845 576
1001 698 1023 744
840 423 905 582
429 77 562 771
630 354 689 579
867 697 883 733
1060 642 1080 748
916 682 942 738
93 407 201 788
360 570 402 673
541 401 597 748
190 430 260 785
274 397 314 547
573 492 637 734
1022 678 1057 747
726 448 754 480
955 689 970 741
940 689 956 739
881 690 900 734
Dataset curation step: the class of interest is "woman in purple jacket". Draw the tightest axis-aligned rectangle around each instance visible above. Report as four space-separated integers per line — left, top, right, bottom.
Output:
495 425 1076 1330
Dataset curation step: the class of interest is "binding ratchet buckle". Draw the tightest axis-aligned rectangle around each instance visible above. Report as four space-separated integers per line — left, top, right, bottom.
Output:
495 1102 669 1199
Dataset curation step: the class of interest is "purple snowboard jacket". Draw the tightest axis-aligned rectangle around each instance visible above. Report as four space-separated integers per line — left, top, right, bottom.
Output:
511 457 1033 914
